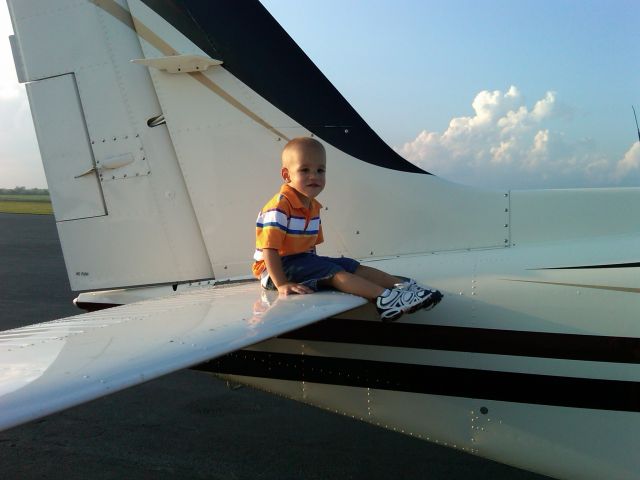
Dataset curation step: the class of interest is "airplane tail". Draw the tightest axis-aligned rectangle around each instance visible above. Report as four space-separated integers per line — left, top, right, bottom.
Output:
7 0 639 291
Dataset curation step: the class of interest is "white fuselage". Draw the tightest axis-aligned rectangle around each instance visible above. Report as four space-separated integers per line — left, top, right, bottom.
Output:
78 233 640 480
218 237 640 480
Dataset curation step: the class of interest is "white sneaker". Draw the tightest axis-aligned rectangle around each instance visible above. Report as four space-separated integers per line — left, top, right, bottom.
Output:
376 286 435 322
376 289 404 322
396 279 443 312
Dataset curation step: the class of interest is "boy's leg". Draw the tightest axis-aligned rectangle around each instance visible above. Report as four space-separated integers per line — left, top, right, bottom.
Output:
354 265 402 290
320 271 385 300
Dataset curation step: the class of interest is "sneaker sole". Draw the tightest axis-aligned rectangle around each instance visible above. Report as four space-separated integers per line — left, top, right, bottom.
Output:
380 310 404 322
405 290 443 314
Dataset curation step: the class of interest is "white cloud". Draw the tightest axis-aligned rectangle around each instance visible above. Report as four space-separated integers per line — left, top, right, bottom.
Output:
531 91 556 120
612 142 640 181
398 86 637 189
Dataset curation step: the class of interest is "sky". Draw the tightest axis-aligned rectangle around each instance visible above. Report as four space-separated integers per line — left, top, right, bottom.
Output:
1 0 638 190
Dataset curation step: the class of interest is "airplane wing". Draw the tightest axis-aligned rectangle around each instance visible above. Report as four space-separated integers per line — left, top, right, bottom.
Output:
0 282 367 431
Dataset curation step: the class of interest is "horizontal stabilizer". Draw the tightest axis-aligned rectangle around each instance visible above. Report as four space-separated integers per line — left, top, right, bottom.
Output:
0 283 366 431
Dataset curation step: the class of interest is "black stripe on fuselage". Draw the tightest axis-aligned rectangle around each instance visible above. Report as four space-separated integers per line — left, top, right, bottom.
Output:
279 319 640 364
199 351 640 412
140 0 426 174
533 262 640 270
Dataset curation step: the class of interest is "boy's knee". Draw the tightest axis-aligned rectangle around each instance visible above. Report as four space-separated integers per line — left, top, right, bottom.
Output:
329 270 351 284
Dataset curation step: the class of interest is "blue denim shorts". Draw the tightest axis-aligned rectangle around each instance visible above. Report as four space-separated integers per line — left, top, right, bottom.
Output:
262 253 360 291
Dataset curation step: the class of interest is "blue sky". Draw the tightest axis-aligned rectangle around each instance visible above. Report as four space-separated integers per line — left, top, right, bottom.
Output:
1 0 638 189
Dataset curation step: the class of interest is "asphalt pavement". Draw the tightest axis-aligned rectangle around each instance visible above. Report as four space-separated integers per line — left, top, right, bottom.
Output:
0 213 550 479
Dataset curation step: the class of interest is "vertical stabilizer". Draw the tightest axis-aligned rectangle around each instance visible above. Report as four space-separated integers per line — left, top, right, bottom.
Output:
8 0 213 290
8 0 509 290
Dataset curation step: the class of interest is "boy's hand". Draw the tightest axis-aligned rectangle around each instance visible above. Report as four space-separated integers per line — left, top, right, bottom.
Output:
277 282 313 295
262 249 312 295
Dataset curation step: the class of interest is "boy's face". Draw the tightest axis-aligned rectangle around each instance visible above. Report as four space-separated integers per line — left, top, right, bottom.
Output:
281 146 326 201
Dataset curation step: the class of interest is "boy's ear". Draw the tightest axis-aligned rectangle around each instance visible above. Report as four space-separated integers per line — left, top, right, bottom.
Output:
281 167 290 182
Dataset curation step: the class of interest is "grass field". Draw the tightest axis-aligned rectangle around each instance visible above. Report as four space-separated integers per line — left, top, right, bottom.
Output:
0 195 53 215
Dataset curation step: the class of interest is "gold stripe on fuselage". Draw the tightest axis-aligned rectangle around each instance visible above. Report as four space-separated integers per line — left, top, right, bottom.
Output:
89 0 290 141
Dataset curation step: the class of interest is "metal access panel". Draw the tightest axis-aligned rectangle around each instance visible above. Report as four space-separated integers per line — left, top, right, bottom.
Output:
26 74 106 221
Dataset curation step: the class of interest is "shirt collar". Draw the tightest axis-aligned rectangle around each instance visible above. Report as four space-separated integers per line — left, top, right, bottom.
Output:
280 183 322 210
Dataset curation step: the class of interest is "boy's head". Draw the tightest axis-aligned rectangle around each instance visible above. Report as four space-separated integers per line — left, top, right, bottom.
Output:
281 137 326 201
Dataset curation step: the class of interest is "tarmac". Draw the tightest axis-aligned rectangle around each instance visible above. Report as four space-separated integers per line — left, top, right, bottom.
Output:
0 213 550 479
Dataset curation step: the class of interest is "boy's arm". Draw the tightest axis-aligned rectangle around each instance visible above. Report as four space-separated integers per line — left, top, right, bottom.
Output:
262 248 313 295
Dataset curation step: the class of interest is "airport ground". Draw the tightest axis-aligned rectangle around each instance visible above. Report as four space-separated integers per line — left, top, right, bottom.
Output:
0 213 550 479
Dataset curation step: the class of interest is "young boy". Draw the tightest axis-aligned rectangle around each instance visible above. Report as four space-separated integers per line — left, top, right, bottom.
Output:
252 137 442 322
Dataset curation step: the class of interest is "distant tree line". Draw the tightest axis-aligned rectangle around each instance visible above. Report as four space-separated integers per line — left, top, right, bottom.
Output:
0 187 49 195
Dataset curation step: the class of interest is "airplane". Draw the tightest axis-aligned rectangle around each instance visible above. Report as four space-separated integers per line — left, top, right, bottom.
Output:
1 1 638 479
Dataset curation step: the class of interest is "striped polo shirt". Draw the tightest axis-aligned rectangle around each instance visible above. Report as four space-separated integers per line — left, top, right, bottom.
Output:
252 183 323 278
